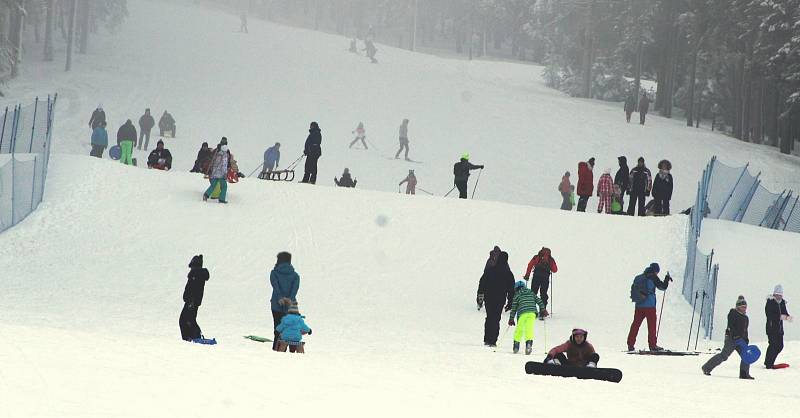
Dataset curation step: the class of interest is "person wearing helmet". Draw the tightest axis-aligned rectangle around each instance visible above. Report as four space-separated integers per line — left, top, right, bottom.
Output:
523 247 557 319
453 153 484 199
508 281 546 354
544 328 599 367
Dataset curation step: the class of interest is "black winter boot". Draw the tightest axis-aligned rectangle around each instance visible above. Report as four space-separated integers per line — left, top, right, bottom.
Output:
525 340 533 355
513 341 520 354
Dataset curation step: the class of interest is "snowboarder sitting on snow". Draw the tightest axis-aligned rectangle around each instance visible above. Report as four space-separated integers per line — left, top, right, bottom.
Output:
159 110 176 137
334 168 357 187
544 328 599 367
508 281 546 355
180 255 210 341
702 296 755 379
190 142 212 173
275 298 312 353
399 169 417 194
147 139 173 170
523 247 557 318
626 263 671 351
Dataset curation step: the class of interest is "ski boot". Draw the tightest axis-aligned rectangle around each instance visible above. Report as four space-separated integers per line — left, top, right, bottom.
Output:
525 340 533 355
627 345 635 352
649 345 664 352
513 341 520 354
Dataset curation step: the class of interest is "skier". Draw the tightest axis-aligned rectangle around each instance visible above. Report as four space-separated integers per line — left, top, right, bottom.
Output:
639 92 650 125
477 251 515 347
576 157 595 212
301 122 322 184
190 142 212 173
651 159 673 215
90 120 108 158
203 139 232 203
508 281 546 354
453 154 484 199
702 296 755 379
116 120 137 166
559 171 572 210
89 105 106 130
395 119 410 160
275 298 312 353
765 285 791 369
399 169 417 194
270 251 300 351
334 168 357 187
627 157 652 216
543 328 599 367
624 94 636 123
159 110 176 137
138 108 155 150
349 122 367 149
614 156 629 212
179 254 210 341
364 39 378 63
146 139 173 170
262 142 281 175
597 169 614 214
627 263 671 351
523 247 557 319
240 11 248 33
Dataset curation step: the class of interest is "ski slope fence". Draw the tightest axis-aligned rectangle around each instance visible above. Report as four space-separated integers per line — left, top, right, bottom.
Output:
0 95 57 233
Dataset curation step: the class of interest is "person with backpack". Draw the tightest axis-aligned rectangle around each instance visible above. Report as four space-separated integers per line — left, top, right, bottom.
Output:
627 157 652 216
576 157 595 212
180 255 210 341
334 168 357 187
116 120 138 166
597 169 614 214
90 120 108 158
138 108 155 151
399 169 417 195
508 281 546 354
544 328 599 367
477 251 515 347
702 296 755 379
627 263 671 351
349 122 367 149
764 285 791 369
453 154 484 199
523 247 556 319
270 251 300 351
559 171 572 210
624 95 636 123
301 122 322 184
652 159 673 215
614 156 629 212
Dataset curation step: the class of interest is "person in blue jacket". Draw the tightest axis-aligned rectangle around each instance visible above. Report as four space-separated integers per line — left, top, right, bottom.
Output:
90 121 108 158
270 251 300 350
626 263 671 351
276 298 312 353
262 142 281 176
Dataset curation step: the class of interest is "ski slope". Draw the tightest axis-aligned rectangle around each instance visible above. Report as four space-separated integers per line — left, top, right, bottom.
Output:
1 0 799 416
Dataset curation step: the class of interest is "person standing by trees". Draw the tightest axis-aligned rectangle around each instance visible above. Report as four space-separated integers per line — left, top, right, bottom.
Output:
638 92 650 125
624 94 636 123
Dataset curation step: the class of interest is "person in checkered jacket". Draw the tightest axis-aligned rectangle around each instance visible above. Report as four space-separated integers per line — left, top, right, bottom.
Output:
596 169 614 214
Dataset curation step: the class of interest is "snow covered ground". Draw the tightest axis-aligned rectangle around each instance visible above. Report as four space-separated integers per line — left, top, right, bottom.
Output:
1 0 799 416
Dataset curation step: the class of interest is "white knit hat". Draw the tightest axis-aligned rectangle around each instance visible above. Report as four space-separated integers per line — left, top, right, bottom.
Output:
774 284 784 296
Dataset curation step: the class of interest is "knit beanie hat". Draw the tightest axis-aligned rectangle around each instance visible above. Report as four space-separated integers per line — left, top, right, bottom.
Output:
288 300 300 314
646 262 660 274
736 295 747 307
773 285 784 296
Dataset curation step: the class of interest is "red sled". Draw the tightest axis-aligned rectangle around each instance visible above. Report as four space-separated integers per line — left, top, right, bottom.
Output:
771 363 790 369
227 168 240 183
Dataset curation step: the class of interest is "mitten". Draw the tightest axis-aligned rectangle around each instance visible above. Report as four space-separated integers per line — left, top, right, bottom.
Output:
508 318 515 326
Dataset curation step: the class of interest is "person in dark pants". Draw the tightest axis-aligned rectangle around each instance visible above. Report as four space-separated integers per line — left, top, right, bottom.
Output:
652 159 673 215
453 153 483 199
269 251 300 351
190 142 212 173
639 92 650 125
702 296 754 379
477 246 502 310
301 122 322 184
765 285 791 369
614 156 629 213
395 119 410 160
89 105 106 130
523 247 557 319
138 108 155 150
180 255 210 341
90 121 108 158
627 157 652 216
624 95 636 123
477 251 515 347
544 329 599 367
576 157 595 212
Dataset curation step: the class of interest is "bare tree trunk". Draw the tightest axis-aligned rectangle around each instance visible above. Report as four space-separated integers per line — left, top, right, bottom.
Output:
9 0 26 78
633 40 643 111
78 0 90 54
687 46 699 126
44 0 55 61
581 1 594 98
65 0 77 72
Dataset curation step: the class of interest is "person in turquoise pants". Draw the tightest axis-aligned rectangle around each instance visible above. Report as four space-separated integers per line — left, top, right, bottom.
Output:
508 281 546 355
204 143 230 203
117 120 138 165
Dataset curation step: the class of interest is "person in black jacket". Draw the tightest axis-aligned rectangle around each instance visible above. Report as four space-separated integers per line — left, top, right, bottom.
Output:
453 154 484 199
180 255 210 341
765 285 791 369
190 142 212 173
627 157 652 216
301 122 322 184
614 156 629 213
477 251 515 347
652 159 673 215
638 92 650 125
334 168 357 187
138 108 155 150
624 95 636 123
702 296 754 379
147 139 173 170
89 106 106 130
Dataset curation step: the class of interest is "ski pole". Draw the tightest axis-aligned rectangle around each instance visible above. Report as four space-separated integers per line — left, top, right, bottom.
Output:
247 163 264 178
417 187 434 195
694 290 706 351
471 168 483 199
444 186 456 197
687 291 699 351
656 282 667 339
549 272 554 317
398 184 401 194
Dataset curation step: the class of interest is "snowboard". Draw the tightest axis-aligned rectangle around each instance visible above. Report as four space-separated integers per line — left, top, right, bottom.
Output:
627 350 699 356
525 361 622 383
109 145 121 160
244 335 273 343
191 337 217 345
771 363 790 369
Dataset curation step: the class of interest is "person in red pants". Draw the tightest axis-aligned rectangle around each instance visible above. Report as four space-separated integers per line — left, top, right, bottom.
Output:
626 263 671 351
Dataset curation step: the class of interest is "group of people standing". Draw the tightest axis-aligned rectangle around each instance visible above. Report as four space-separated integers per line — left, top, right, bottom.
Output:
88 106 177 164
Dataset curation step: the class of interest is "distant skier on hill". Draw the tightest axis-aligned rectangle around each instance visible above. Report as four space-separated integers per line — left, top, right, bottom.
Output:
627 263 671 351
399 169 417 194
364 39 378 63
544 328 599 367
477 251 515 347
576 157 595 212
453 154 484 199
138 108 155 151
350 122 367 149
395 119 410 160
240 11 248 33
180 255 210 341
159 111 176 137
624 94 636 123
523 247 556 319
559 171 572 210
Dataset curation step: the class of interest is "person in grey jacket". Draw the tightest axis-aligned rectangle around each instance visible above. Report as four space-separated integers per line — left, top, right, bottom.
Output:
395 119 410 160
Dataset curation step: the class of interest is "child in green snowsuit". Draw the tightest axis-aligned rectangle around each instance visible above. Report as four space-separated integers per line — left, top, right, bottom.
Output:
508 281 546 355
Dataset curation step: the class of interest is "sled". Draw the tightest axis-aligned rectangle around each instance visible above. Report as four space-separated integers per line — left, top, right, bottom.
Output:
770 363 790 369
258 169 295 182
244 335 273 343
109 145 121 160
525 361 622 383
191 337 217 345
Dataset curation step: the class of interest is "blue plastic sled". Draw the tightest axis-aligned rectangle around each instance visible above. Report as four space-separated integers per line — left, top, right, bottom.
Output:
109 145 121 160
735 340 761 364
192 337 217 345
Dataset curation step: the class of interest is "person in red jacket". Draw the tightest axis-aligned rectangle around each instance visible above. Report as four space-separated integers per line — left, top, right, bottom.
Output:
523 247 557 319
576 157 595 212
597 169 614 214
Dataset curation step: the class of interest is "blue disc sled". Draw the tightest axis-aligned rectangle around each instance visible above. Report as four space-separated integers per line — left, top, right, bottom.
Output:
192 337 217 345
109 145 121 160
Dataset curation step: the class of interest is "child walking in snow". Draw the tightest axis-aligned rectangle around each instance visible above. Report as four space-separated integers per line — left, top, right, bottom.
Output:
275 298 312 353
508 281 546 354
399 169 417 194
